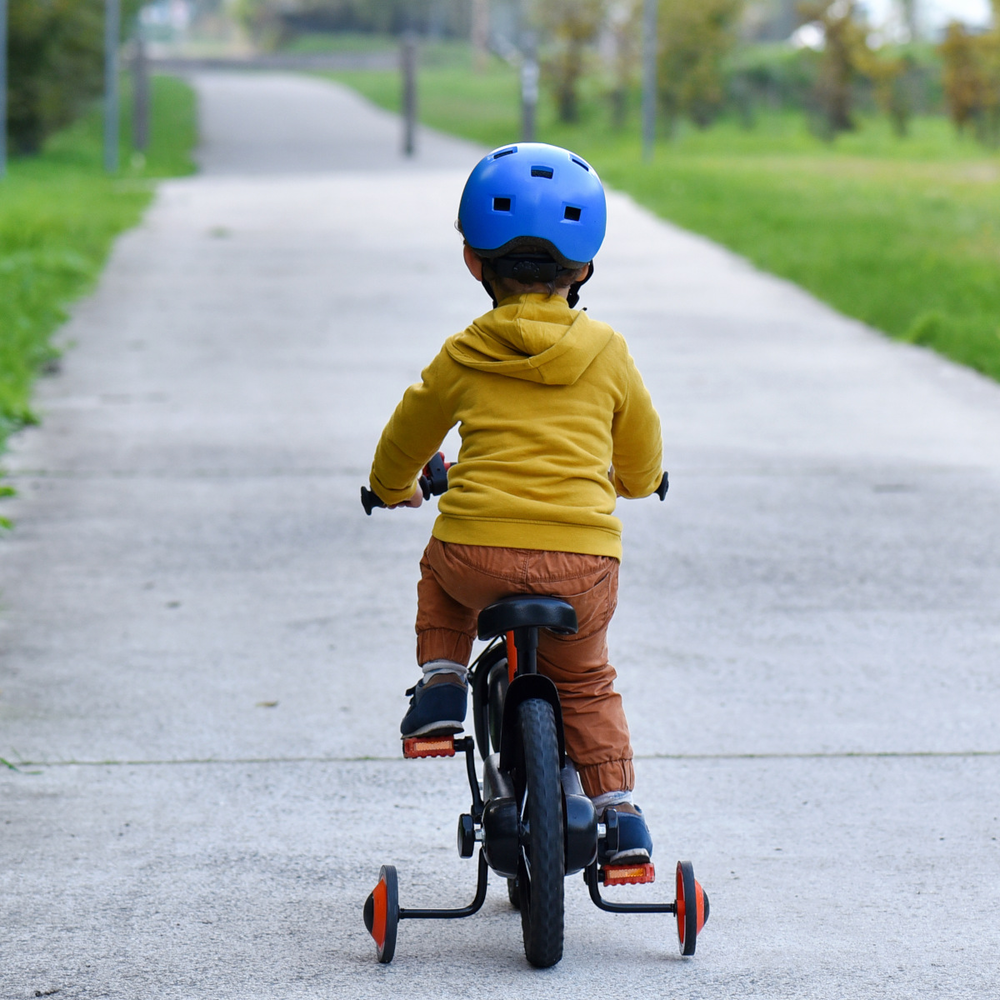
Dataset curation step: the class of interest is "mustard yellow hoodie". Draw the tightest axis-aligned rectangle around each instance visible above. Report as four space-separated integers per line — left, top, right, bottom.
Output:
369 293 662 559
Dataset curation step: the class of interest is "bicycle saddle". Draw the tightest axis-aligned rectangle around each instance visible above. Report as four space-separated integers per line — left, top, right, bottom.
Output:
477 596 579 640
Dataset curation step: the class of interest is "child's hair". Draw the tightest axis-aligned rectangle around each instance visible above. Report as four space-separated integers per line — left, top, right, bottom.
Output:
456 223 581 298
457 223 590 306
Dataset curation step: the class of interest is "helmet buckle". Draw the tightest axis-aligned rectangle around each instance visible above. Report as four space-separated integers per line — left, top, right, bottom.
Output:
511 260 540 282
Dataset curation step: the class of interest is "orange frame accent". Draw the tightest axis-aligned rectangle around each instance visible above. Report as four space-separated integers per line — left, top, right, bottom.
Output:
505 631 518 684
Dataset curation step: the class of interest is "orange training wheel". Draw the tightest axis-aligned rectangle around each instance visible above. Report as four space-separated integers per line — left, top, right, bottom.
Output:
363 864 399 963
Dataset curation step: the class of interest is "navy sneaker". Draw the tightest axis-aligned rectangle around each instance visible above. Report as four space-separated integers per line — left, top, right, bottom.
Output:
600 805 653 865
400 676 468 738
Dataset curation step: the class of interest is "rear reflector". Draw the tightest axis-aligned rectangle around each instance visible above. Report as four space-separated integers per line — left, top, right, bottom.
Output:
602 862 655 886
402 736 456 758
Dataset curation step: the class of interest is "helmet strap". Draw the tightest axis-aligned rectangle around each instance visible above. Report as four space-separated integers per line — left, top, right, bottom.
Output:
481 276 499 309
566 261 594 309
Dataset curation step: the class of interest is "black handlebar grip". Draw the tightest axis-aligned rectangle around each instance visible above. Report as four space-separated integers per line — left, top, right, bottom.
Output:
655 472 669 501
423 452 450 496
360 486 386 516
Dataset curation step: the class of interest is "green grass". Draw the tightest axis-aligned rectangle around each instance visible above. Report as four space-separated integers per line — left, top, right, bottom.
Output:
0 74 197 479
281 31 397 55
329 50 1000 383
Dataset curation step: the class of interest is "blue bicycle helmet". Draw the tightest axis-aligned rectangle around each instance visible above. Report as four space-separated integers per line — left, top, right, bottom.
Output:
458 142 607 270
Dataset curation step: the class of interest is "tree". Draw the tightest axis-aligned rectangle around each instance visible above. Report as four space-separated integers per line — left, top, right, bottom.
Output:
657 0 743 129
939 17 1000 146
864 48 911 136
799 0 871 135
535 0 605 124
6 0 142 155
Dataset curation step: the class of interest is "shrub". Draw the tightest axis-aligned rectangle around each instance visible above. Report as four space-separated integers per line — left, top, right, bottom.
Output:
6 0 142 155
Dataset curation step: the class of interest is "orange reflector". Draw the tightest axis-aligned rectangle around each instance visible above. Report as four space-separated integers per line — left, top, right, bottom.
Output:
402 735 456 758
602 862 655 886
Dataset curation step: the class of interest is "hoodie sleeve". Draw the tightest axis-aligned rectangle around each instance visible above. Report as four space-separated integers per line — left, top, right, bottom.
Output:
369 352 456 506
610 337 663 500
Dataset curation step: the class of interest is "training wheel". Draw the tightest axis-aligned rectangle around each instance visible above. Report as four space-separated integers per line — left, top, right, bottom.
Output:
363 864 399 963
675 860 709 956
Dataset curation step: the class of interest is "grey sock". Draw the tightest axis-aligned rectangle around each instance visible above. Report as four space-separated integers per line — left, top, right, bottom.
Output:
591 790 633 811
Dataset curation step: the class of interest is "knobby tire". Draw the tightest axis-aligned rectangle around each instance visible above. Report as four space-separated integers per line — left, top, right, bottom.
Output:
515 698 564 968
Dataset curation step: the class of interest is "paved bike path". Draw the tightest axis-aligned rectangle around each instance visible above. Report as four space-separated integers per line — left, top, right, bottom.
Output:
2 72 998 998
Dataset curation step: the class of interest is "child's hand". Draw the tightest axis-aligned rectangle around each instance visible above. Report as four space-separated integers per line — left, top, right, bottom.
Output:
389 485 424 509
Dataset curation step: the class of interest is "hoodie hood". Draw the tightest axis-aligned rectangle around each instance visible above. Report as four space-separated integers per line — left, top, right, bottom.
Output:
445 293 614 386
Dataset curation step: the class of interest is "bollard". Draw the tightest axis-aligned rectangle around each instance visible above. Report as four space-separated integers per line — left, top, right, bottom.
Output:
401 34 417 158
104 0 120 173
641 0 657 161
132 31 149 153
521 33 538 143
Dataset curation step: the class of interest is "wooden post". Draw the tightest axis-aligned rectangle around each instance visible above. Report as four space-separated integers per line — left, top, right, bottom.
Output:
132 30 150 153
402 33 417 158
641 0 657 161
104 0 120 173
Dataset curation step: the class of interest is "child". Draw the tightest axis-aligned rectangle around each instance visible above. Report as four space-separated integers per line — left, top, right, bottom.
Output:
368 142 663 862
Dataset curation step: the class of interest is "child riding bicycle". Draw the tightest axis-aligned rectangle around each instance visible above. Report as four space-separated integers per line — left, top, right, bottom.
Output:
368 142 663 863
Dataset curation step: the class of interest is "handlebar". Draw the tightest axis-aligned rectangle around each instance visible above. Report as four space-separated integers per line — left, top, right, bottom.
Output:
361 458 667 515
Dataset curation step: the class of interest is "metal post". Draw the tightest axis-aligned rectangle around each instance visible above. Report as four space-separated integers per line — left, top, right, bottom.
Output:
521 32 538 143
132 29 149 152
641 0 657 161
0 0 7 179
104 0 120 173
401 33 417 158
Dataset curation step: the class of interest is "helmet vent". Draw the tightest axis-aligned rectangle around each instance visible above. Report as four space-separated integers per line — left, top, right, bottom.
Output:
493 197 512 212
564 206 582 221
531 166 554 178
571 156 590 171
493 147 517 159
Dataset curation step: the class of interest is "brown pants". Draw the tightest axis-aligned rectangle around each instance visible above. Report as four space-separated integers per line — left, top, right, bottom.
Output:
416 537 634 798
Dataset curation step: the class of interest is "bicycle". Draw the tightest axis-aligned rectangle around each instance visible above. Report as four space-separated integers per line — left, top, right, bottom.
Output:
360 457 708 967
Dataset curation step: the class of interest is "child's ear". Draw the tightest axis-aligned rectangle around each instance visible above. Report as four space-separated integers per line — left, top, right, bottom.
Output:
463 244 484 280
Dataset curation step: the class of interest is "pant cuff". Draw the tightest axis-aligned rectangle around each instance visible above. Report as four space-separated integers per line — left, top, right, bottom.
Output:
416 628 474 667
577 758 635 798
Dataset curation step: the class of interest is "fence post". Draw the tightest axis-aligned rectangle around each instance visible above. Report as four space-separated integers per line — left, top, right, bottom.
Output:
132 28 149 153
0 0 7 179
401 33 417 158
641 0 657 161
104 0 120 173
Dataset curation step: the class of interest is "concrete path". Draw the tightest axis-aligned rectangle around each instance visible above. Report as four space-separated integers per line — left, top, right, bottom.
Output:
2 73 999 999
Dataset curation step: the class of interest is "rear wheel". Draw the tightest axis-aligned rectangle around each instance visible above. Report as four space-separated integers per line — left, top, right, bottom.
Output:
513 698 564 968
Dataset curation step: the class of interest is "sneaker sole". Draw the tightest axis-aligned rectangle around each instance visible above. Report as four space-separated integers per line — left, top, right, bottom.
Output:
402 720 464 738
605 849 652 865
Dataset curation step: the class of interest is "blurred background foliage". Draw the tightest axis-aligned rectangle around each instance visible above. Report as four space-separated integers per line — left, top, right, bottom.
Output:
5 1 999 155
220 0 1000 146
6 0 144 153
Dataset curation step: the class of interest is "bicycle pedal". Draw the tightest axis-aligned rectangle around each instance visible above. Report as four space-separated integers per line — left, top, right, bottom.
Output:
402 735 456 759
601 862 655 886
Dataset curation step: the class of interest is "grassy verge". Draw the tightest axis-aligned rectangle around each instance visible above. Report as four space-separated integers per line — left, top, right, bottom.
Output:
328 49 1000 383
0 74 197 487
